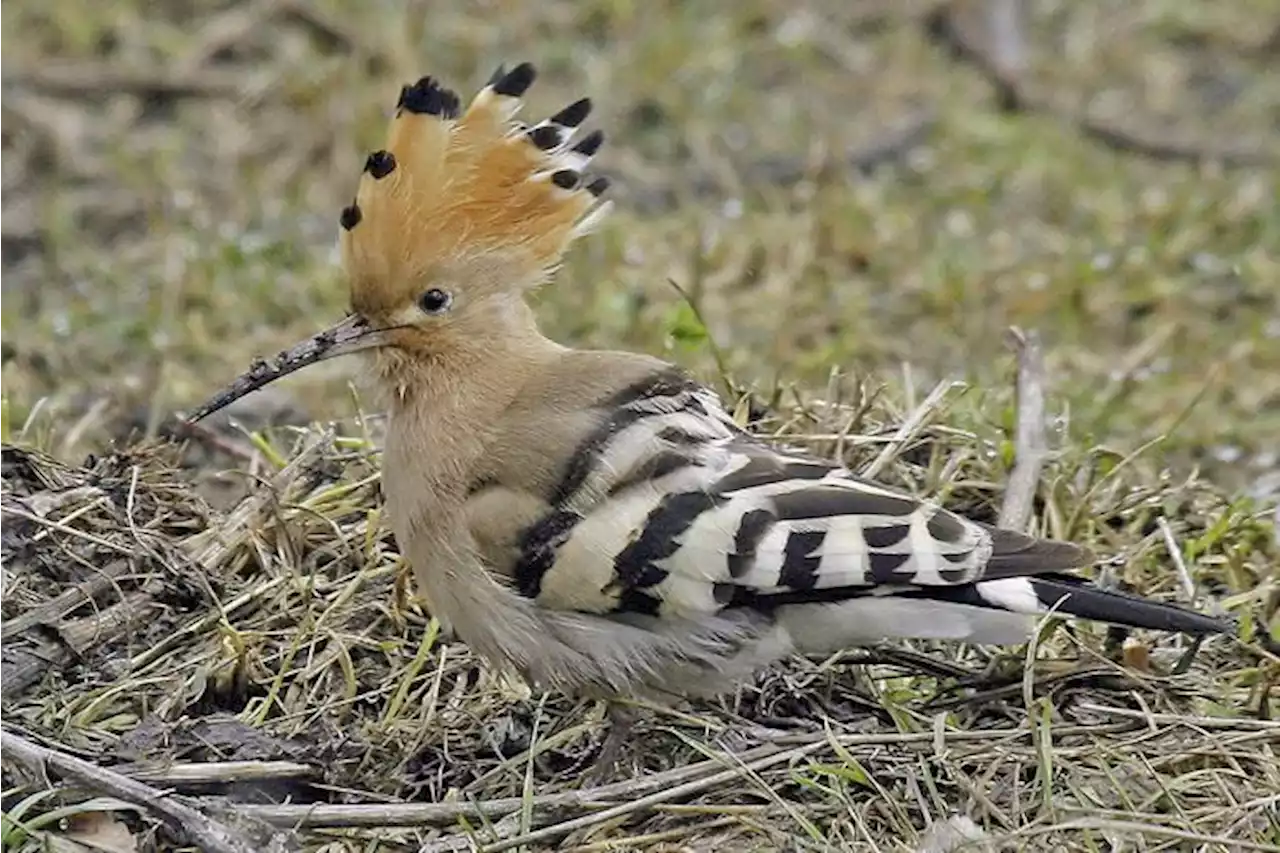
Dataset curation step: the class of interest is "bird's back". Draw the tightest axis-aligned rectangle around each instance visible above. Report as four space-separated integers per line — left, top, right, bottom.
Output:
435 349 1225 698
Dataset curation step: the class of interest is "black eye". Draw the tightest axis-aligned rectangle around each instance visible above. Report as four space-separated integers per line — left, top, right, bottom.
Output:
419 288 453 314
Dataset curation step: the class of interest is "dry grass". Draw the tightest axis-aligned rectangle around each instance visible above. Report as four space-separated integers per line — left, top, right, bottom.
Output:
2 1 1279 851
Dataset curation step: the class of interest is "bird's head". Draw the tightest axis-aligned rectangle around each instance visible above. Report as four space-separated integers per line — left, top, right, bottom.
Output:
187 62 611 422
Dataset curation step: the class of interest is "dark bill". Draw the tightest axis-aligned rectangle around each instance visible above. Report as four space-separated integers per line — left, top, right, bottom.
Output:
185 314 390 423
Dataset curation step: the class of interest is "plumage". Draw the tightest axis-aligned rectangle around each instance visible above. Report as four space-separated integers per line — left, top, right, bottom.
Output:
188 61 1231 711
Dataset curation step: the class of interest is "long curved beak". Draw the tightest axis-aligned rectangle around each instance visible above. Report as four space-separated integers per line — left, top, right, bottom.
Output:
185 314 390 424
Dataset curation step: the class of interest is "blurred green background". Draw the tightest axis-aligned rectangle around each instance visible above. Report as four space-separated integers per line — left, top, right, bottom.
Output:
3 0 1278 496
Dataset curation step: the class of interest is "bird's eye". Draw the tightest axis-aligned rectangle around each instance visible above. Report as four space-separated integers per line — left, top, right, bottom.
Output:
418 288 453 315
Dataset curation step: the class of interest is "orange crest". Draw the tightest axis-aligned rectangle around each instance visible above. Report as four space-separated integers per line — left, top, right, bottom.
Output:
339 63 611 314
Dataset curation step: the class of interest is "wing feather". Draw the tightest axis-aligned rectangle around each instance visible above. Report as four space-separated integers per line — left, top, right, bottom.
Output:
491 363 1224 642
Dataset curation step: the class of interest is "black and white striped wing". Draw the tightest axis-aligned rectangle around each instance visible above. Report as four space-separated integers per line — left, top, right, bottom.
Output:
512 366 1075 612
511 365 1227 640
547 438 1085 618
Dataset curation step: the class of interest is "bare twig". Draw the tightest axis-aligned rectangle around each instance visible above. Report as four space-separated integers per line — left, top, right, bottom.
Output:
242 796 579 830
276 0 383 60
236 741 782 828
0 505 137 558
175 0 276 75
126 760 317 786
1155 517 1197 601
1073 703 1280 731
926 0 1026 112
1011 817 1280 852
7 485 104 524
237 723 1136 833
861 379 964 480
476 739 837 852
0 726 288 853
998 327 1047 531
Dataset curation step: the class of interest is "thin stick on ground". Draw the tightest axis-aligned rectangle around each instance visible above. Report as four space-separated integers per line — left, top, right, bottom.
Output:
126 760 317 786
1155 516 1197 601
237 740 793 828
0 505 138 558
231 722 1137 843
1073 703 1280 731
1010 817 1280 852
477 737 843 853
999 327 1047 532
860 379 963 480
0 726 288 853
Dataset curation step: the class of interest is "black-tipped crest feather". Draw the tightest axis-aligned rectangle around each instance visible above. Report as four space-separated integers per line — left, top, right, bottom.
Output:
573 130 605 156
551 97 592 127
492 62 536 97
339 203 361 231
364 150 396 179
527 125 562 150
398 76 460 117
551 170 580 190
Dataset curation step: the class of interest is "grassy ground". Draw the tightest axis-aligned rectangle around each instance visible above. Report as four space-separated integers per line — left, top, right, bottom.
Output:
2 1 1278 850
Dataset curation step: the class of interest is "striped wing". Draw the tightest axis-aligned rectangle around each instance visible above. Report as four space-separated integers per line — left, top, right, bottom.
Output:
510 366 1083 618
530 435 1087 620
498 363 1226 643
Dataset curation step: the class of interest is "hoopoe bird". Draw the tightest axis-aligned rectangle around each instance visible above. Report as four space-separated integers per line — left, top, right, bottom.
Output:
190 63 1227 756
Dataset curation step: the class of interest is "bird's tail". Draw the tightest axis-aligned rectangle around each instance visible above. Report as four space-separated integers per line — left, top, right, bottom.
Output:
1013 575 1230 635
922 574 1230 636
